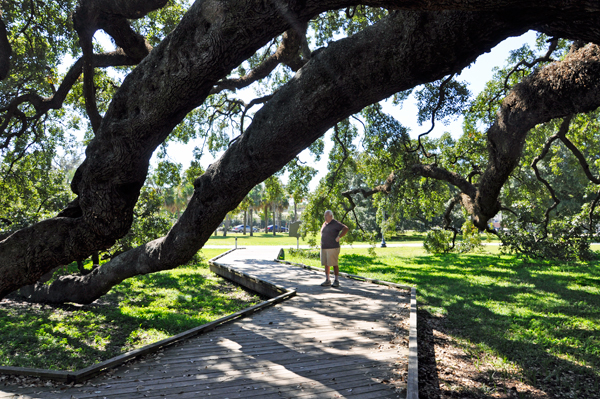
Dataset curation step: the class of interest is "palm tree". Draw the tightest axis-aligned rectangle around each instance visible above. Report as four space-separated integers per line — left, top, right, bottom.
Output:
247 185 263 237
275 196 290 233
264 176 285 236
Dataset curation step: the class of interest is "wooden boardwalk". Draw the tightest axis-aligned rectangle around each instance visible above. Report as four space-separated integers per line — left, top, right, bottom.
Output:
1 247 411 398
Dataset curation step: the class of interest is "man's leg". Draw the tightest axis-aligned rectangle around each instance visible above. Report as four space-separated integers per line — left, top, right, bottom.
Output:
325 265 331 281
330 248 341 287
321 265 332 286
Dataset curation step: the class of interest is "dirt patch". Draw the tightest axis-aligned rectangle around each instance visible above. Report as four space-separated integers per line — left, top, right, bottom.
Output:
418 311 550 399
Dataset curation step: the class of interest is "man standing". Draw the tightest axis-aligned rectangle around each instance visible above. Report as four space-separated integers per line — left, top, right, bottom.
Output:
320 210 349 287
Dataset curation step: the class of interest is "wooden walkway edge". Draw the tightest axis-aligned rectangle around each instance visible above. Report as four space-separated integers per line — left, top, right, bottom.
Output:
2 247 415 398
0 249 295 384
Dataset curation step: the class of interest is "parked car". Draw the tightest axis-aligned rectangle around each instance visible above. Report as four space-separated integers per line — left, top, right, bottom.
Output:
231 225 256 233
266 225 287 232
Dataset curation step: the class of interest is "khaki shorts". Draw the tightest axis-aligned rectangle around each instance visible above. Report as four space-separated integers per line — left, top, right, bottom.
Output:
321 247 340 266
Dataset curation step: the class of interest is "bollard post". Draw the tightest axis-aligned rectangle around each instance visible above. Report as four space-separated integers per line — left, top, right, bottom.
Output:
297 237 299 250
235 237 238 249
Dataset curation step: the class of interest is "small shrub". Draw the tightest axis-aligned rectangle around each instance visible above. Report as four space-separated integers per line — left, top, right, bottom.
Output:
456 219 483 253
499 220 597 261
423 228 454 254
288 248 320 260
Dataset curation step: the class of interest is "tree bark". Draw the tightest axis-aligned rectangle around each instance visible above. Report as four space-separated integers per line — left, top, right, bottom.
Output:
249 208 254 236
3 0 600 299
243 210 247 235
0 17 10 81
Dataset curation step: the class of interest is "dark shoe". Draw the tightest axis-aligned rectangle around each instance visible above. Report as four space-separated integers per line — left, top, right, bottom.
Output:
332 280 340 287
320 280 331 286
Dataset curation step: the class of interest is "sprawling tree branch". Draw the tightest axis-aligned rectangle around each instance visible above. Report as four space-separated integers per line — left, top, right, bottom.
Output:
0 16 10 81
474 44 600 228
0 50 139 150
341 172 396 221
558 121 600 184
413 44 600 230
3 0 600 300
411 164 477 198
211 27 309 95
503 38 559 90
14 8 537 303
408 74 454 160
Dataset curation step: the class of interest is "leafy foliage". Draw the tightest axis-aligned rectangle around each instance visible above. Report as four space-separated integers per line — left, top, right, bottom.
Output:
423 228 453 254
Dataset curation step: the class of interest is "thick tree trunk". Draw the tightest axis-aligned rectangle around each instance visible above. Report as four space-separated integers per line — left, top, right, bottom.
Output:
222 214 230 237
272 205 276 236
4 1 600 300
243 211 247 235
249 208 254 236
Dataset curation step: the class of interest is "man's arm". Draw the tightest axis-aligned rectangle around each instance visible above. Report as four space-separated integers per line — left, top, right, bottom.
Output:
336 223 349 242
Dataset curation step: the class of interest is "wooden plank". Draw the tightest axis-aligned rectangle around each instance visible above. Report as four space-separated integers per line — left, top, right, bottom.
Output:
91 360 396 399
0 366 72 382
73 288 296 382
69 358 395 398
87 351 401 393
0 283 294 385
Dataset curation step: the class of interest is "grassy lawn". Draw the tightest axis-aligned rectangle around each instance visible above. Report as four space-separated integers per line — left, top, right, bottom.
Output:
205 231 429 246
286 247 600 398
0 249 264 371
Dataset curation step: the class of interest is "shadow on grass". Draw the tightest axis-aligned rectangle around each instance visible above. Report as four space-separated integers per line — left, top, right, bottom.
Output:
334 251 600 397
0 263 264 371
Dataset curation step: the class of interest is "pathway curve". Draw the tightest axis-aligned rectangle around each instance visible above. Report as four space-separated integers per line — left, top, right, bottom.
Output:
2 247 410 399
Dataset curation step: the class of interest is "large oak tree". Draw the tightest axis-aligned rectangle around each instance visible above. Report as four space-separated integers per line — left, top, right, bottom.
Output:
1 0 600 302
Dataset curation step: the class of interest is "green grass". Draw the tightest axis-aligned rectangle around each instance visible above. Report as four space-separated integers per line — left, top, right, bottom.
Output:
205 231 428 246
0 249 264 371
286 247 600 397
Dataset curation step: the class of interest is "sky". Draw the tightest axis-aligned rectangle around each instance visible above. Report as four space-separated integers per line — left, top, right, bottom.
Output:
156 30 538 190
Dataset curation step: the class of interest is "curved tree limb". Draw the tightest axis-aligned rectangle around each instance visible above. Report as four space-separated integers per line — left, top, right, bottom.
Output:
0 15 10 80
503 38 558 90
407 73 454 160
14 8 536 304
341 172 396 221
557 121 600 184
70 0 169 133
210 27 308 95
410 164 477 198
412 44 600 230
0 50 140 149
3 0 600 300
474 44 600 229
